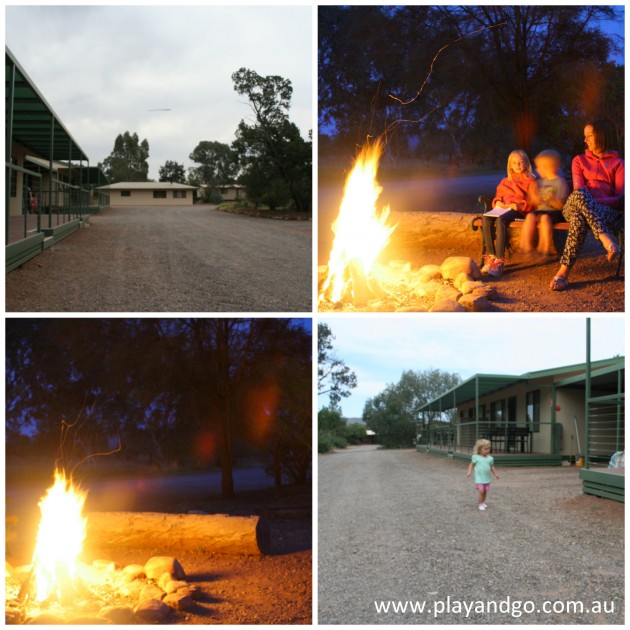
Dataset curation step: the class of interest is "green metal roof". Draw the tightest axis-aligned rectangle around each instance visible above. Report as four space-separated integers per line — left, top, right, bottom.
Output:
6 47 88 162
523 357 622 380
419 357 625 413
419 374 525 412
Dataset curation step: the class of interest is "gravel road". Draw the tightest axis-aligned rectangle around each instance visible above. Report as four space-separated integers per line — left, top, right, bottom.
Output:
6 205 311 312
319 446 623 624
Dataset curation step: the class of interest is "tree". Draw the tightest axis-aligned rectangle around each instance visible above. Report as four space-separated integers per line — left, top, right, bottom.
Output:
232 68 312 212
158 160 186 184
363 368 461 448
318 322 357 408
188 141 239 194
437 5 618 154
317 406 347 453
6 318 312 499
100 132 150 182
319 6 622 163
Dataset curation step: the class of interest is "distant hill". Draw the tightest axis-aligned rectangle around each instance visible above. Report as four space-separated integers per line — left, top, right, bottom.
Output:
344 417 365 425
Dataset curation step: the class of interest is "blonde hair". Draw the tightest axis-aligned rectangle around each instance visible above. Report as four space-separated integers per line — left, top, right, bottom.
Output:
507 150 534 180
473 439 491 455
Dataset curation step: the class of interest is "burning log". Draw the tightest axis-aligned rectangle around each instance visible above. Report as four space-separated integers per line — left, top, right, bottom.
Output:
86 512 270 556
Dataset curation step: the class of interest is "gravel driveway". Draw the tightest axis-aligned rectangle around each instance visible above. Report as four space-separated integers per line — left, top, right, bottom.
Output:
319 446 623 624
6 205 311 312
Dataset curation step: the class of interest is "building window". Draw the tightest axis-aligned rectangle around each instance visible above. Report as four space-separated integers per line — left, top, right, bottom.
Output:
468 407 474 419
121 190 131 197
479 404 486 421
173 190 187 199
153 190 167 199
10 156 17 197
490 400 505 426
526 390 541 433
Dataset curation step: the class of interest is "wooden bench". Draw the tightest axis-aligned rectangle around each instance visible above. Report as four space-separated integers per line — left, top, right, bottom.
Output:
470 195 623 277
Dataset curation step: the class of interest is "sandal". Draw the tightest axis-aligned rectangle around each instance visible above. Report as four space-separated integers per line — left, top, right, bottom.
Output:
606 243 620 264
550 275 569 291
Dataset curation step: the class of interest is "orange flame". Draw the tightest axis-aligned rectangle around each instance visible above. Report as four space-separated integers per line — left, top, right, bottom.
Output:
319 138 397 304
31 469 87 602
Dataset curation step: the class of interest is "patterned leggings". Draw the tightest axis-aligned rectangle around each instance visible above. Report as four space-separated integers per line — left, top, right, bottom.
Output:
560 188 619 268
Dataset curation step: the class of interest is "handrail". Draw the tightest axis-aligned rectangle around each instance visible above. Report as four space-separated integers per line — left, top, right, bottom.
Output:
6 162 42 178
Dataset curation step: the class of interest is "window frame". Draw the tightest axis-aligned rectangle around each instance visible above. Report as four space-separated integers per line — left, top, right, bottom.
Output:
526 390 541 433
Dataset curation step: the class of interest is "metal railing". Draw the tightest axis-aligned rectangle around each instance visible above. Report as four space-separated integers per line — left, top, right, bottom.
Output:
586 402 625 467
6 161 101 244
429 420 559 455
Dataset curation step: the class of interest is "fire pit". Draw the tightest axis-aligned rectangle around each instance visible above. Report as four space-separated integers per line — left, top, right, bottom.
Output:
5 469 266 624
318 140 499 312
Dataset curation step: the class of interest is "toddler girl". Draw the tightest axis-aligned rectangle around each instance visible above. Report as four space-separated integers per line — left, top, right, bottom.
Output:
466 439 500 510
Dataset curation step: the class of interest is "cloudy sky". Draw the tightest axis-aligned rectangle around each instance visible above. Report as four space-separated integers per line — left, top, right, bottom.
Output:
6 5 312 180
319 316 625 418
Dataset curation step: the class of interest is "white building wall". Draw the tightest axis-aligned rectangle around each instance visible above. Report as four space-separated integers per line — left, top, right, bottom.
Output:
108 189 193 207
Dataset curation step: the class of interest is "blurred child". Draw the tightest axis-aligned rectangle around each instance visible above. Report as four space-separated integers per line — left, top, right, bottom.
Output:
533 150 570 256
481 150 538 278
466 439 500 510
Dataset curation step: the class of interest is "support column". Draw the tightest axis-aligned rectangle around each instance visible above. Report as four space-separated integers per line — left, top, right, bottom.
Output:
6 60 16 244
68 140 73 221
48 115 55 229
550 385 557 455
584 319 591 469
475 376 479 443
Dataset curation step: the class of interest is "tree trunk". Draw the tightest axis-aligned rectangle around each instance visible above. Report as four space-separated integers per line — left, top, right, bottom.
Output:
86 512 270 555
216 321 235 499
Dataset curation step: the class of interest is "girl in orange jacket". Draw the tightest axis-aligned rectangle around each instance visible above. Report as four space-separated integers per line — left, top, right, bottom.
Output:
481 150 538 278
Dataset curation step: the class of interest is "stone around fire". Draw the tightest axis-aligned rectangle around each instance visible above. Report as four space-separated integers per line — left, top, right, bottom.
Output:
144 556 186 580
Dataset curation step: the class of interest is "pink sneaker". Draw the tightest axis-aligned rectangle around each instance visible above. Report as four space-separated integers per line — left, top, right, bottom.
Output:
481 254 495 274
488 258 505 278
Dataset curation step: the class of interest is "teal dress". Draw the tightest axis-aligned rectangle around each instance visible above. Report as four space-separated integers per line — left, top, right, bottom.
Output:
472 454 493 484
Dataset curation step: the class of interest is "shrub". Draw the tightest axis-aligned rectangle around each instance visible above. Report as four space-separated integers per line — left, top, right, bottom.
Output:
343 423 367 445
318 431 335 453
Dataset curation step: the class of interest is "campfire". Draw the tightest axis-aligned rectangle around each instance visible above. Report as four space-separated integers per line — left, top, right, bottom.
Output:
30 469 87 604
6 467 268 624
318 139 397 307
318 139 498 312
5 469 202 624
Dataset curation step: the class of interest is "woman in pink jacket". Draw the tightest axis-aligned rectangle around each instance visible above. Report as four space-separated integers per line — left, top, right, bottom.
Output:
550 119 624 291
481 150 538 278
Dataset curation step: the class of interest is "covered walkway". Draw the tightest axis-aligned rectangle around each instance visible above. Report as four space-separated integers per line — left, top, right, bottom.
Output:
5 46 109 270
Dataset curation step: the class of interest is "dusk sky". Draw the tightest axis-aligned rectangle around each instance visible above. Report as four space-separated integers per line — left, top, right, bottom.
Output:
319 316 625 418
6 5 312 180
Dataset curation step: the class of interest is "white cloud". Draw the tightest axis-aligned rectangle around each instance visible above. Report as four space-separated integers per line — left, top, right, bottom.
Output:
6 5 311 179
320 316 625 418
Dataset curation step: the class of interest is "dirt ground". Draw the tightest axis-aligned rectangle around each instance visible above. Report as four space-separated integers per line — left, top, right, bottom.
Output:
6 204 311 312
319 211 624 312
319 446 624 625
6 485 312 625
